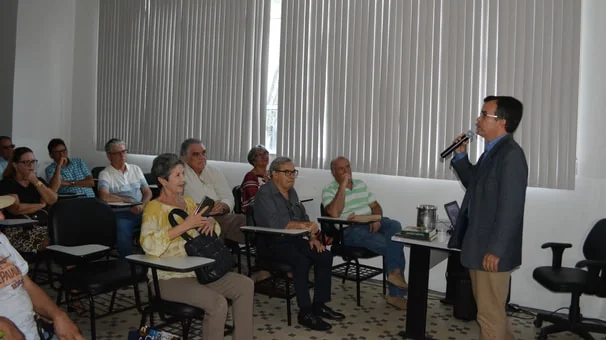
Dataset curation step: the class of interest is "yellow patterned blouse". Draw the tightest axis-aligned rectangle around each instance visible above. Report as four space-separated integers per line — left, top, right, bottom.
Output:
140 197 221 281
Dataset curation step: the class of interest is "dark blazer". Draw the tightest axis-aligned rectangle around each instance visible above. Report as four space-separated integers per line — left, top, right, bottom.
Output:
448 134 528 272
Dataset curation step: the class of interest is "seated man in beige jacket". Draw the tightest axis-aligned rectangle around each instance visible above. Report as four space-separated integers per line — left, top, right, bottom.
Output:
180 138 246 244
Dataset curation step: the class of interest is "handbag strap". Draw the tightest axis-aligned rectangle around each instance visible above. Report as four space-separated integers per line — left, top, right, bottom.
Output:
168 208 194 242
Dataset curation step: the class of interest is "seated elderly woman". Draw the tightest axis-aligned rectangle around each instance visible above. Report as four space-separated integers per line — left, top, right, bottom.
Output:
0 147 58 253
0 195 83 340
253 156 345 331
140 153 254 340
240 144 270 213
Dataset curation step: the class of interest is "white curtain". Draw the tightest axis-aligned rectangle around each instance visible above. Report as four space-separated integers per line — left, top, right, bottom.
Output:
278 0 580 189
97 0 271 162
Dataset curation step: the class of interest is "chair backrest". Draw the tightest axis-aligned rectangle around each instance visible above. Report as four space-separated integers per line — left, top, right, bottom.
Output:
91 166 105 179
583 219 606 261
583 219 606 296
319 203 342 243
144 173 161 199
232 185 243 214
144 172 157 185
48 198 117 247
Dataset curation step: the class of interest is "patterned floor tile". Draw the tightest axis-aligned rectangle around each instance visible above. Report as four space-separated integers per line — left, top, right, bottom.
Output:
41 278 597 339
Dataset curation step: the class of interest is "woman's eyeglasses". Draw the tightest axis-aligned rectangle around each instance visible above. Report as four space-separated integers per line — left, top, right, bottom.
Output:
17 160 38 166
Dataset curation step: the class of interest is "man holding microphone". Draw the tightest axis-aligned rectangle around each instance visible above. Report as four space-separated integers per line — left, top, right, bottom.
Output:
448 96 528 340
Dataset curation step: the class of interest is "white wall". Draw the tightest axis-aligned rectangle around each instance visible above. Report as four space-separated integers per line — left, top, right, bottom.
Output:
11 0 606 318
12 0 76 167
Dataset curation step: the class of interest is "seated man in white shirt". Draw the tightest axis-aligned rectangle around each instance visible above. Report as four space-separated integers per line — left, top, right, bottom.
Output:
0 195 83 340
97 139 152 258
180 138 246 244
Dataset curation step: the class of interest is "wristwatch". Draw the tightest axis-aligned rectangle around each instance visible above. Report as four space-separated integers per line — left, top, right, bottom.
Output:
71 181 76 186
35 181 43 187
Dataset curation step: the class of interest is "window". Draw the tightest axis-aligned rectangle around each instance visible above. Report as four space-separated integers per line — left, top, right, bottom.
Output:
275 0 580 189
97 0 271 162
265 0 282 154
97 0 581 189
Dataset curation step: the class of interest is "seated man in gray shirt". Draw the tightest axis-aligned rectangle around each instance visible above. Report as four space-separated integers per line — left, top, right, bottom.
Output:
254 157 344 331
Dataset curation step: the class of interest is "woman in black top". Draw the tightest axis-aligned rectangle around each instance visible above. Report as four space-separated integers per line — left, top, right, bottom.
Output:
0 147 57 253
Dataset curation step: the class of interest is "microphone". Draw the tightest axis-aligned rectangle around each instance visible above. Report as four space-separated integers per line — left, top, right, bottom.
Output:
440 130 475 158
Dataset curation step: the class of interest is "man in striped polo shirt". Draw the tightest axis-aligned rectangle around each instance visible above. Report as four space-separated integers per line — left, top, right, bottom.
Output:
322 156 408 309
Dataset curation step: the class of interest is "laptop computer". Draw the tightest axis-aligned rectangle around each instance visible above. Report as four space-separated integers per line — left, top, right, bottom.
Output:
444 201 460 228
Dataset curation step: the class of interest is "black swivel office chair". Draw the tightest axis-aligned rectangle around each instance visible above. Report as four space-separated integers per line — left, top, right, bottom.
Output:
533 218 606 340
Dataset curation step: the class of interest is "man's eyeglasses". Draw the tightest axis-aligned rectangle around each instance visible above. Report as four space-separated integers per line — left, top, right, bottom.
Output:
108 149 128 156
191 151 207 158
480 111 500 119
52 148 67 154
274 169 299 177
17 160 38 166
1 144 15 150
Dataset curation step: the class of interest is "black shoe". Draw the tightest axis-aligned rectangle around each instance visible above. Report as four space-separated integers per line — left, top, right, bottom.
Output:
313 304 346 321
298 311 332 331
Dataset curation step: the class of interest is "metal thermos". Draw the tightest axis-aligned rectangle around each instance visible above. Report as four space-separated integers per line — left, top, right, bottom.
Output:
417 204 437 231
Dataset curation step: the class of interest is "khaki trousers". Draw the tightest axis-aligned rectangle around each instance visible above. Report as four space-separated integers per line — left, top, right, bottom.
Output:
215 213 246 244
469 269 515 340
158 272 254 340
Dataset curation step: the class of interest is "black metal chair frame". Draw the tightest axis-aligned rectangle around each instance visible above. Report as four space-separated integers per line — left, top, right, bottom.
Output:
318 208 386 306
47 198 146 340
127 258 233 340
242 227 311 326
226 185 257 275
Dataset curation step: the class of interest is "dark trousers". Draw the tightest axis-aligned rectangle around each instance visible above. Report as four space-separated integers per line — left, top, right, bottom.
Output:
269 238 333 312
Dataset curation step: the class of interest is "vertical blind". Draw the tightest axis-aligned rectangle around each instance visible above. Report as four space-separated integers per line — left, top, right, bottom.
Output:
278 0 580 189
97 0 270 162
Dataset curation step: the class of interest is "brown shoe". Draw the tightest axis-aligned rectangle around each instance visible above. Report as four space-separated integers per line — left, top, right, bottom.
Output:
386 294 407 310
387 272 408 290
254 270 272 282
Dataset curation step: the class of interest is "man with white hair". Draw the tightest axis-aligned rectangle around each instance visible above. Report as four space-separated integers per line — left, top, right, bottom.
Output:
181 138 246 244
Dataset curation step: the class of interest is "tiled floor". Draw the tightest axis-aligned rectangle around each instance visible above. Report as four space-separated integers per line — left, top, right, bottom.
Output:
40 277 597 339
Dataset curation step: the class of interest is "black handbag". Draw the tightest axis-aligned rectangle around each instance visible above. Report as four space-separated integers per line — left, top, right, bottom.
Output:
168 208 234 284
